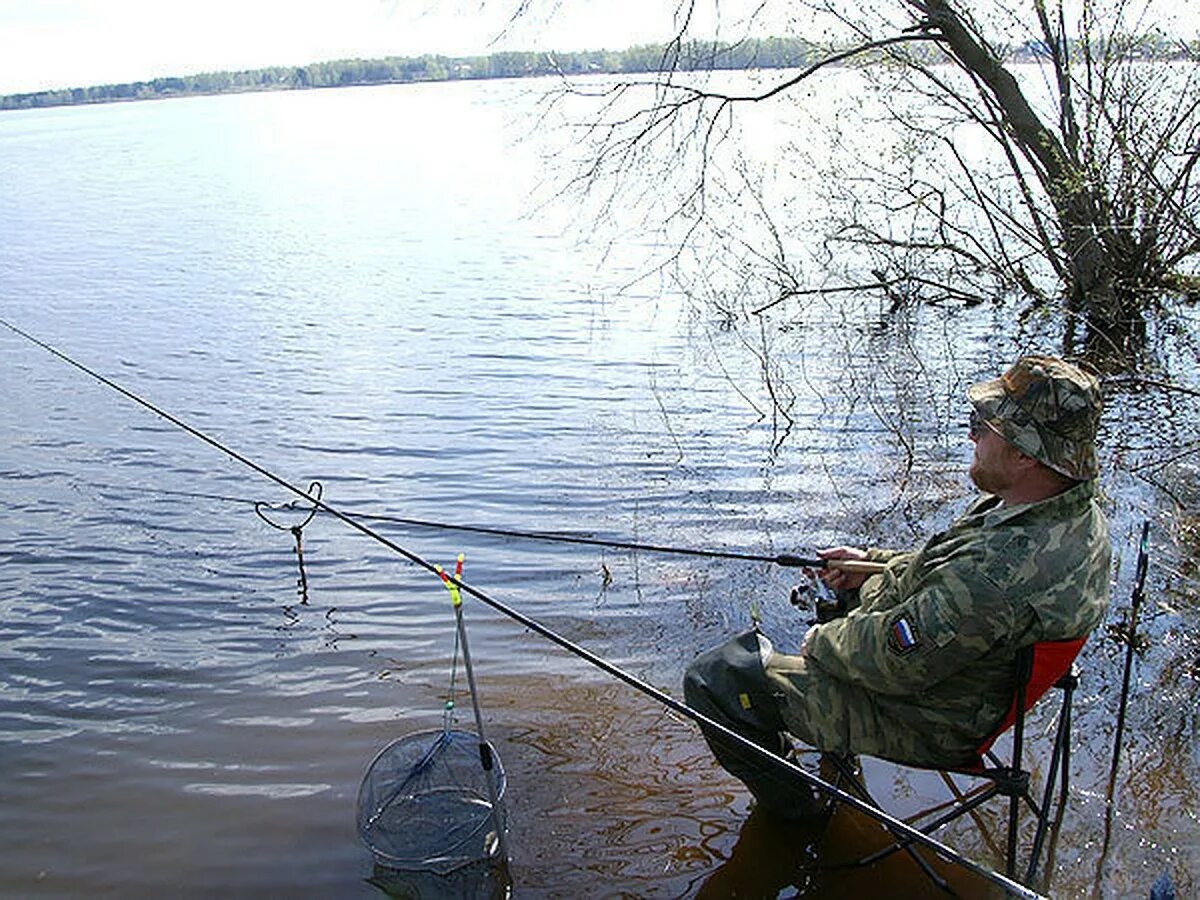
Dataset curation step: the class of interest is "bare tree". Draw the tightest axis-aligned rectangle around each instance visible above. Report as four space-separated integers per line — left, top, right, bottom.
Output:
538 0 1200 368
835 0 1200 364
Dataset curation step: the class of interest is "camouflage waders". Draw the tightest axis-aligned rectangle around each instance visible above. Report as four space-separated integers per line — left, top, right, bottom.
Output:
683 629 827 820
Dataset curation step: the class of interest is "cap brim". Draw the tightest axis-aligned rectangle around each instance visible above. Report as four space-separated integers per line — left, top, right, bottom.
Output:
967 378 1008 425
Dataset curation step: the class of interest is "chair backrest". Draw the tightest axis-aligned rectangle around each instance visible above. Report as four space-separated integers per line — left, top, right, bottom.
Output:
973 636 1087 759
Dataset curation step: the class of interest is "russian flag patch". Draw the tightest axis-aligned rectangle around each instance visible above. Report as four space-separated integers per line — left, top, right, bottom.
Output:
888 616 920 655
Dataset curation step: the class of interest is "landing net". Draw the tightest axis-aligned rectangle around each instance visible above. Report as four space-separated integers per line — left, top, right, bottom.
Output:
357 727 507 874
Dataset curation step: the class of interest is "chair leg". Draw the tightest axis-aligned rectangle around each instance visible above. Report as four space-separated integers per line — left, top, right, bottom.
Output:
1005 787 1020 877
1025 683 1075 886
1058 681 1074 807
825 754 952 893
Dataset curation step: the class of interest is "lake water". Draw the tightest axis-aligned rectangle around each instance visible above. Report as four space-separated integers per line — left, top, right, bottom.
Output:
1 77 1194 898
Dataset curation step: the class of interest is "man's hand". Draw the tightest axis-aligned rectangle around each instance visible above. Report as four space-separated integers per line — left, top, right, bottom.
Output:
817 546 873 592
799 624 816 657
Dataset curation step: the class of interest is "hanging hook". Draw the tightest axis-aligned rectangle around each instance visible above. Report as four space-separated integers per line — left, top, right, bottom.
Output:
255 480 323 604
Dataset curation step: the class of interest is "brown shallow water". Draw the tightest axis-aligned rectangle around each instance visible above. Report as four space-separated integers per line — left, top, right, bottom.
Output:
485 675 1004 898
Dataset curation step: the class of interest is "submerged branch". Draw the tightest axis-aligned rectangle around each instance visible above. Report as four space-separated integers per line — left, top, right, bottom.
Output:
753 281 897 315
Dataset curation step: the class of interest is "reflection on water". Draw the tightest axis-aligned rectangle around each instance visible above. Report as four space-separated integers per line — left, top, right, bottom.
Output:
368 860 511 900
1 79 1196 899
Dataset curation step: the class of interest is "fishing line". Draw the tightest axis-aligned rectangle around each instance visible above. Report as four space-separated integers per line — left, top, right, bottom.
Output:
71 478 863 570
1 319 1041 899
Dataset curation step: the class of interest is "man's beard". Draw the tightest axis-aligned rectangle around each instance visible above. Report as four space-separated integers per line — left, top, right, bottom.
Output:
969 458 1012 495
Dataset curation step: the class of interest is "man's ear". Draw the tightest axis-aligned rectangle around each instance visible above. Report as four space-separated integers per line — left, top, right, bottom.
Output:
1009 445 1042 472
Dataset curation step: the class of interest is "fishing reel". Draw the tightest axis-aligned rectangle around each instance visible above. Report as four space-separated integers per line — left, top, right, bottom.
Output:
788 576 846 623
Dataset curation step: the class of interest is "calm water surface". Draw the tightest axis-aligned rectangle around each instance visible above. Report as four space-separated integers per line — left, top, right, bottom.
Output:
1 79 1193 898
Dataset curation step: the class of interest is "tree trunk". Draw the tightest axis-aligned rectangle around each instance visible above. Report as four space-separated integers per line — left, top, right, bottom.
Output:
1061 194 1147 364
909 0 1147 365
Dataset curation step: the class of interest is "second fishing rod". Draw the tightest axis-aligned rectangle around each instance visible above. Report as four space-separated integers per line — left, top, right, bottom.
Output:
255 500 890 575
91 474 891 576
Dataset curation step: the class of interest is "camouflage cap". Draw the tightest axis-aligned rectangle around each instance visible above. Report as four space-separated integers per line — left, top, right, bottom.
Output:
967 355 1102 480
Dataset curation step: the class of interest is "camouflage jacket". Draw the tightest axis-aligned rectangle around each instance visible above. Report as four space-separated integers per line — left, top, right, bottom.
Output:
802 479 1110 765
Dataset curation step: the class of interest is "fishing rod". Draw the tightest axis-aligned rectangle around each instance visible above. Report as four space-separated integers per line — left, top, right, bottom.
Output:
1092 520 1151 895
74 478 888 574
339 511 888 573
1 319 1038 898
1106 520 1151 804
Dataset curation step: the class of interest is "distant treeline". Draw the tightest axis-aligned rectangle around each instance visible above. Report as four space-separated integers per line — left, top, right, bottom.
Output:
3 35 1195 111
1 39 832 111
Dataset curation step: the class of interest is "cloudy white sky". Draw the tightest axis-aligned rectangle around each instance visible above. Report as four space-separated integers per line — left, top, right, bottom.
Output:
0 1 1196 96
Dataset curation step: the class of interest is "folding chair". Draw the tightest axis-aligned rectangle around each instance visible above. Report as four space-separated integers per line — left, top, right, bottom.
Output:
828 636 1085 889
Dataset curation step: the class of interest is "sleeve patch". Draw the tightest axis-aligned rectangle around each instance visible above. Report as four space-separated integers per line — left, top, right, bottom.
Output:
888 616 921 655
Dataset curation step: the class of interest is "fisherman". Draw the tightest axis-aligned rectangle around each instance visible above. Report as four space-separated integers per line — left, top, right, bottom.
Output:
684 355 1110 819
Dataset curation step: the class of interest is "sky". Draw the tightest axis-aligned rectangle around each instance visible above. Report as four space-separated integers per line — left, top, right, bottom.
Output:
1 1 1197 97
0 0 734 95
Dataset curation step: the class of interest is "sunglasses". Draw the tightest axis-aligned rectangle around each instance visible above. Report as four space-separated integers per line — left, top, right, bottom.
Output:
968 408 991 438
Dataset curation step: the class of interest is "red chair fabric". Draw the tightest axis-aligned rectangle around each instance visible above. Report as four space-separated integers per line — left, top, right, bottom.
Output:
972 636 1087 761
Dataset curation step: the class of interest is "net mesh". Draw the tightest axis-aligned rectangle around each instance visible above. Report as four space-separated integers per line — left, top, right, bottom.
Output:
357 728 507 874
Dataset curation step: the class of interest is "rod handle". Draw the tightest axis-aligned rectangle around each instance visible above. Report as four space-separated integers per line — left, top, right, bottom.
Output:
826 558 889 575
775 554 889 574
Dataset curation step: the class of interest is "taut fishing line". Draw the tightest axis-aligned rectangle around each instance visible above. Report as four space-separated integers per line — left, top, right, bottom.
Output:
65 478 844 568
1 319 1043 899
